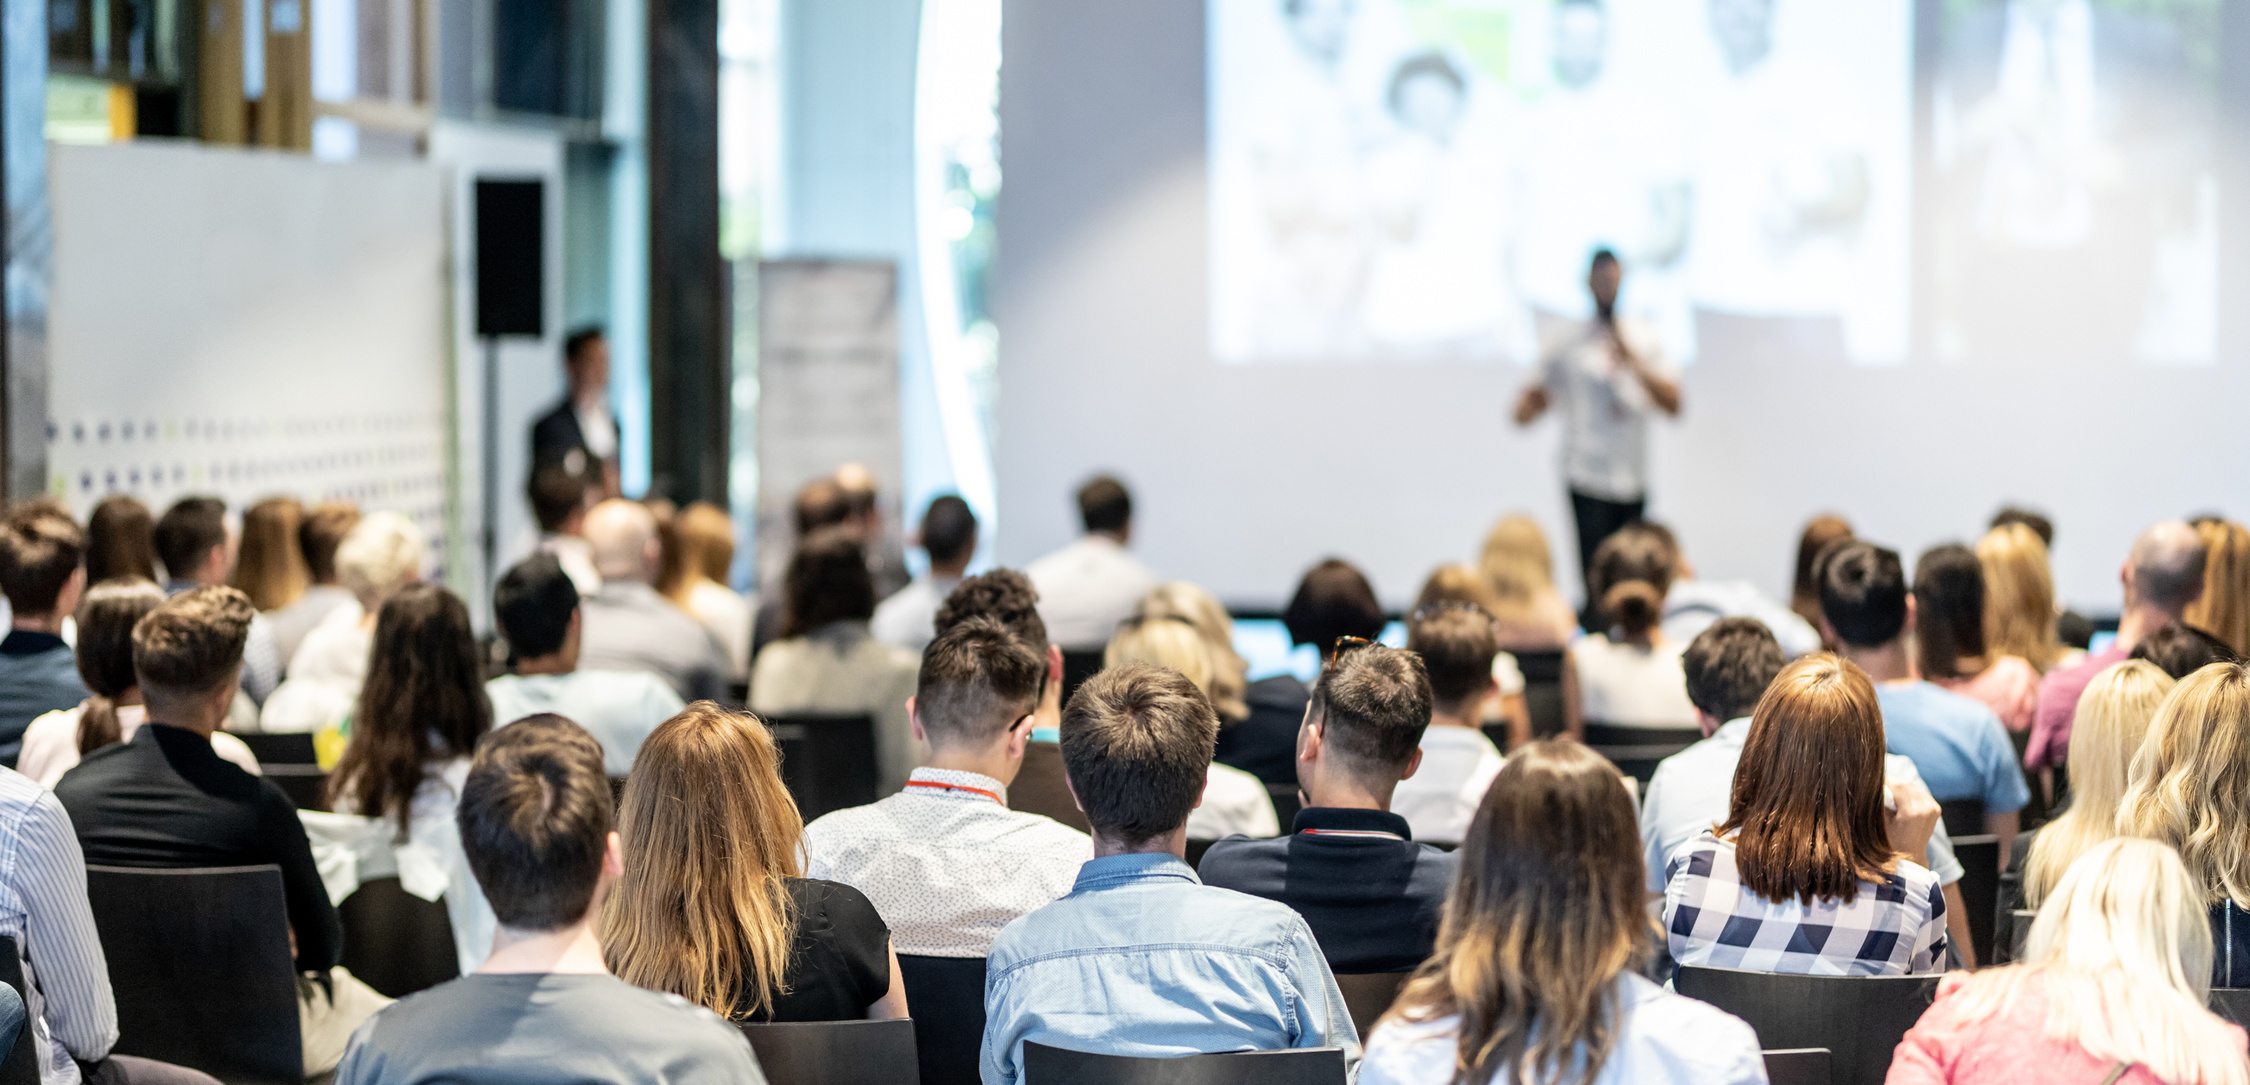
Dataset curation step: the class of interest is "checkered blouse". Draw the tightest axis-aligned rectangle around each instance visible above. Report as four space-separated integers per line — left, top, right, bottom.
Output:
1663 830 1948 977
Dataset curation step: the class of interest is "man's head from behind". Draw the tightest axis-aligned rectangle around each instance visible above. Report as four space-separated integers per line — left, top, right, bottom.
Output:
936 569 1048 653
1682 617 1787 732
459 714 618 933
1405 605 1496 719
793 478 851 537
1060 662 1217 847
919 495 979 575
915 616 1043 755
299 503 360 586
152 497 228 586
1304 644 1433 795
1819 540 1908 649
583 499 659 583
495 554 581 664
2128 521 2208 618
0 503 86 619
528 465 596 535
133 586 256 722
1077 476 1133 538
1283 559 1386 658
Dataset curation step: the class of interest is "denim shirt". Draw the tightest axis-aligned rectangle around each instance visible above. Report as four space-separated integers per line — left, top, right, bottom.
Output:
980 852 1360 1085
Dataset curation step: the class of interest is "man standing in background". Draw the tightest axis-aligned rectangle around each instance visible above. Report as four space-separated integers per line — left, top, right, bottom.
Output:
531 328 622 499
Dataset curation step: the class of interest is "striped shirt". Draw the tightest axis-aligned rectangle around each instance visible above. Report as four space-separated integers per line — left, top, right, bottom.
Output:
0 768 118 1084
1664 830 1948 977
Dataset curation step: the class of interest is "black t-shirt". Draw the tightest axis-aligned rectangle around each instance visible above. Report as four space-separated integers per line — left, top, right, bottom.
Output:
737 878 892 1023
1216 676 1311 787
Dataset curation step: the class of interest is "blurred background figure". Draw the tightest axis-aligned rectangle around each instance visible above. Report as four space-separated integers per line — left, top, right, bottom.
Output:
872 495 979 654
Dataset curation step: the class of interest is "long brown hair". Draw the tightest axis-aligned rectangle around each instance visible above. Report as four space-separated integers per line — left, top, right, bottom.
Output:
1791 515 1853 630
229 497 308 611
86 495 159 584
1384 742 1650 1085
1721 654 1898 905
2186 519 2250 657
72 577 167 754
1913 544 1987 681
326 585 492 833
664 502 737 607
1978 523 2064 672
602 703 803 1020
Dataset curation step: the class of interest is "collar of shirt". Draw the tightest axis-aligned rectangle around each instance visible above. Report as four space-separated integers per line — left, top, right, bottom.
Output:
1713 717 1751 747
1071 852 1199 893
904 767 1009 807
0 630 66 657
1291 806 1414 840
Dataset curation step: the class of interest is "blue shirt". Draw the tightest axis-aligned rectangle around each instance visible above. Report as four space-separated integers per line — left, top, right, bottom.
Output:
1876 681 2031 814
0 632 88 765
980 852 1359 1085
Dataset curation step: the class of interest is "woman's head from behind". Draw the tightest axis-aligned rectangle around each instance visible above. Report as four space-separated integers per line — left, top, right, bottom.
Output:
1912 544 1987 681
1282 559 1385 658
229 497 308 611
1791 515 1854 621
72 577 166 754
2023 661 2175 908
1589 523 1676 642
1390 741 1645 1085
2118 662 2250 909
1977 522 2062 671
335 511 426 612
333 584 491 829
86 494 158 584
675 503 737 587
2186 518 2250 658
1106 614 1218 702
1723 654 1894 905
780 527 875 639
1479 514 1557 603
1132 582 1248 720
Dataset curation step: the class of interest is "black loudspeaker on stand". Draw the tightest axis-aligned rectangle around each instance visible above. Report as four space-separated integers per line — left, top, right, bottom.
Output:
473 179 545 599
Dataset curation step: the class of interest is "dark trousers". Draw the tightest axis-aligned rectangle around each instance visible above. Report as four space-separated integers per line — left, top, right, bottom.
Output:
1570 487 1646 630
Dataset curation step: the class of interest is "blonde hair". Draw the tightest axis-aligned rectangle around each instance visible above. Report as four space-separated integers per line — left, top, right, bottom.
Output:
229 497 307 611
1978 524 2064 672
664 502 737 606
1105 616 1217 700
2022 661 2175 907
1934 839 2245 1085
334 511 426 610
602 703 802 1020
1131 582 1248 721
2118 662 2250 909
1478 515 1561 630
2186 520 2250 657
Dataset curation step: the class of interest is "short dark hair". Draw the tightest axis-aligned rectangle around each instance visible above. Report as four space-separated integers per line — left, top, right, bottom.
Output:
920 495 978 566
794 478 852 536
1077 476 1133 535
1590 524 1676 639
1589 247 1619 269
2130 622 2244 680
495 554 580 659
133 585 256 698
152 497 227 582
1309 644 1432 779
1990 506 2053 548
1060 662 1217 844
458 714 613 931
1283 559 1386 654
0 504 84 614
780 528 875 639
564 326 606 364
527 465 594 533
1819 541 1908 649
936 569 1049 653
1912 544 1986 681
917 616 1044 747
1681 618 1787 722
1407 605 1499 709
86 495 158 584
298 503 361 584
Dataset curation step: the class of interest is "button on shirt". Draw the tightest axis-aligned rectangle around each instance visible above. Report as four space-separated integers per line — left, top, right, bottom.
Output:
0 768 118 1085
1198 808 1456 974
1024 535 1159 650
1540 317 1674 502
981 853 1359 1085
802 768 1090 958
1876 682 2032 813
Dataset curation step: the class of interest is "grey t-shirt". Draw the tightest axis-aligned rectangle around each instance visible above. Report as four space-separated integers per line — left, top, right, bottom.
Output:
335 973 766 1085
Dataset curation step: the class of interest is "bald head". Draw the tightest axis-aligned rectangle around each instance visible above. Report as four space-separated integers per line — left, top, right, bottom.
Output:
2128 520 2208 616
583 499 658 582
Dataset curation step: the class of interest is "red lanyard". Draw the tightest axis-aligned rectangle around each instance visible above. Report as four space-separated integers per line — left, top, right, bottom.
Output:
903 779 1005 805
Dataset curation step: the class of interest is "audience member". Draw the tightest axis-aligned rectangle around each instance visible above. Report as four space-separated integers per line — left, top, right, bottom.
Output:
1476 514 1580 646
1821 540 2029 853
749 528 920 793
1360 742 1765 1085
662 503 751 681
0 505 91 762
1103 615 1277 839
19 578 259 787
1200 642 1454 973
1990 506 2098 650
1025 476 1158 651
1976 522 2071 674
1133 581 1253 724
526 465 602 597
529 326 623 497
749 477 856 658
1574 525 1698 728
2028 520 2207 773
1789 514 1854 633
487 556 682 776
259 511 426 733
578 499 728 703
1220 559 1385 786
1891 839 2250 1085
1659 525 1822 659
871 495 978 654
54 587 384 1073
151 497 281 704
333 714 762 1085
981 664 1357 1084
1641 619 1975 963
2009 660 2173 914
1916 544 2039 733
1412 567 1533 743
264 502 359 666
834 463 912 599
803 617 1089 959
1664 655 1950 977
228 497 307 614
84 494 158 585
1393 603 1506 842
931 570 1083 832
2131 621 2244 679
2187 517 2250 656
603 703 906 1021
2115 662 2250 986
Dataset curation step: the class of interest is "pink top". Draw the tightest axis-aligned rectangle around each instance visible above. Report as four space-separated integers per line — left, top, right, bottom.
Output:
1934 656 2041 735
2025 646 2127 771
1888 973 2246 1085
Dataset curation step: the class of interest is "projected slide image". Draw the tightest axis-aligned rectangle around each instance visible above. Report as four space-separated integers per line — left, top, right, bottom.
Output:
1210 0 1912 366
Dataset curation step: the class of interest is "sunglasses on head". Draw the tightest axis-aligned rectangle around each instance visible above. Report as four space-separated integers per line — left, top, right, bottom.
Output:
1409 599 1493 625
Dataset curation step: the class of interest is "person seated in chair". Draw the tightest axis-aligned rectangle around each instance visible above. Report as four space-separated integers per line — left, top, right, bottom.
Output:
486 555 683 777
981 663 1358 1085
0 504 91 763
335 715 763 1085
932 570 1084 833
1199 642 1455 974
1392 604 1508 844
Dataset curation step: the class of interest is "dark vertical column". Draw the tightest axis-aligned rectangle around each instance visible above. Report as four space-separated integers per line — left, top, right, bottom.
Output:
645 0 726 505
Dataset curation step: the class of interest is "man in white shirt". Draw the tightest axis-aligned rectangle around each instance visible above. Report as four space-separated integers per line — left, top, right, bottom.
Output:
1639 617 1979 964
871 496 978 654
1025 477 1158 651
1512 250 1682 604
1394 604 1507 843
487 554 685 777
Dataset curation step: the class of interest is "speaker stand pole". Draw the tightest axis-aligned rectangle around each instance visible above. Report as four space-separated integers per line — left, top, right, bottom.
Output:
481 335 501 610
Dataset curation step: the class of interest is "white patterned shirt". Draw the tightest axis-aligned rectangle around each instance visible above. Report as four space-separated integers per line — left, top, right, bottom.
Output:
1664 830 1948 977
802 768 1091 958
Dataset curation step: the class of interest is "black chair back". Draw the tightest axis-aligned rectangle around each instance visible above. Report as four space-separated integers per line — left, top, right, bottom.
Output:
1185 839 1218 868
1763 1048 1834 1085
739 1018 918 1085
84 864 302 1085
338 876 459 998
1950 835 2001 967
1266 784 1302 831
763 714 880 820
2212 988 2250 1027
1581 723 1701 785
1938 799 1986 839
1333 973 1410 1040
898 956 987 1085
0 938 37 1085
1012 742 1091 833
1513 649 1570 740
1998 909 2036 966
232 732 327 812
1674 965 1940 1085
1022 1041 1348 1085
1059 651 1107 709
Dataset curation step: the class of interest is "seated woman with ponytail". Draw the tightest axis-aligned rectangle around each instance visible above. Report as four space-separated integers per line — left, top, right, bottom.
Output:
18 577 260 786
1572 524 1699 729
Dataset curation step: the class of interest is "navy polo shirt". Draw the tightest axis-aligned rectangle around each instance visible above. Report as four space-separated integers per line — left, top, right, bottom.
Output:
1196 806 1457 974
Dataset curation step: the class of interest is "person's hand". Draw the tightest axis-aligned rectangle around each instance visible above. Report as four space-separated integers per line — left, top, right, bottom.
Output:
1884 779 1941 863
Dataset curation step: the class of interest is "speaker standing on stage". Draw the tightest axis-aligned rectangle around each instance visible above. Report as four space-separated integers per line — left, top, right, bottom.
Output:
1512 250 1681 617
531 326 623 498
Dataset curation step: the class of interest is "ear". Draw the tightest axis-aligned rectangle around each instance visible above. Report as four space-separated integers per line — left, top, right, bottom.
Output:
907 697 926 744
1047 645 1064 683
1297 715 1324 764
1063 772 1084 814
1400 746 1425 781
1901 594 1917 634
602 830 625 878
1696 710 1721 739
1004 714 1033 761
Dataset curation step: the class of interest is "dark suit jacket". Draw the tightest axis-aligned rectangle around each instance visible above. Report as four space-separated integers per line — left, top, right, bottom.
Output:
531 400 621 469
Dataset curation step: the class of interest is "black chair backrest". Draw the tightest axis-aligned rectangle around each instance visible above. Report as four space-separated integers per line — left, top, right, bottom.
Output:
1938 799 1986 839
85 865 302 1085
1674 965 1940 1085
1266 784 1303 831
232 732 328 811
1185 839 1218 869
898 956 987 1085
2212 988 2250 1028
1581 724 1700 785
0 938 37 1085
1333 973 1410 1040
1012 742 1092 833
1022 1041 1348 1085
1513 649 1570 740
232 732 317 764
1059 651 1107 709
1999 909 2036 966
763 714 880 821
1763 1048 1834 1085
338 876 460 999
739 1018 918 1085
1949 835 2001 967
